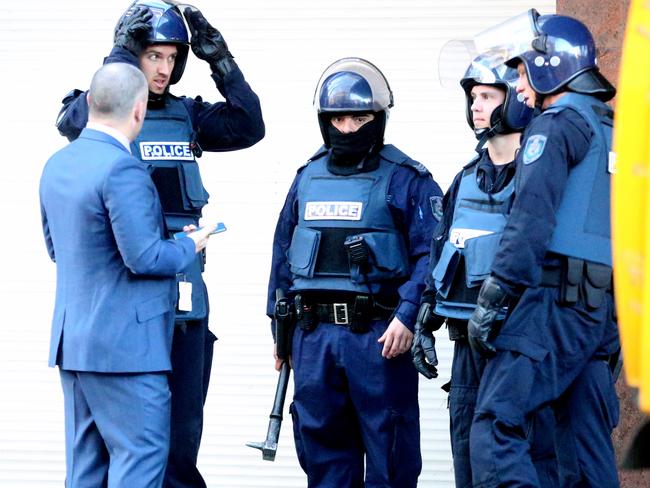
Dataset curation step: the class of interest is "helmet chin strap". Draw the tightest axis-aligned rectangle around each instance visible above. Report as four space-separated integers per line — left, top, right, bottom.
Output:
473 104 506 151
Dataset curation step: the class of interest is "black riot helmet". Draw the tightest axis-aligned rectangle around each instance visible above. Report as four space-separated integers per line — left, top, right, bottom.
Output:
313 57 394 147
460 54 533 140
115 0 190 85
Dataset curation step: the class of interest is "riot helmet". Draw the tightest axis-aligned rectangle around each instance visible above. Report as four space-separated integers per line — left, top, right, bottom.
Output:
314 57 394 148
115 0 190 85
472 9 615 101
460 54 532 139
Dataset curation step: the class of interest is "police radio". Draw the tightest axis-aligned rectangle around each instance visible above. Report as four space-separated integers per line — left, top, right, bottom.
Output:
344 235 370 268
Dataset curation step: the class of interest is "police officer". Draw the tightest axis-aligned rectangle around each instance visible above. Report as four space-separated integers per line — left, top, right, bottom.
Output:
465 11 620 487
56 2 264 487
411 55 559 488
267 57 442 488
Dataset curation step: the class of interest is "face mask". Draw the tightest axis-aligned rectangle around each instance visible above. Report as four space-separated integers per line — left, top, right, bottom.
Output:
327 117 381 167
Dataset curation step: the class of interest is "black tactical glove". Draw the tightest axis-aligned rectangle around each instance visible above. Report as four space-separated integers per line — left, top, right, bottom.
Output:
114 6 153 56
468 276 509 357
411 302 440 379
184 8 236 78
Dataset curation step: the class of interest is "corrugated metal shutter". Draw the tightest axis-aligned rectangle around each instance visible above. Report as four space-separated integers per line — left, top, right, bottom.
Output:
0 1 554 486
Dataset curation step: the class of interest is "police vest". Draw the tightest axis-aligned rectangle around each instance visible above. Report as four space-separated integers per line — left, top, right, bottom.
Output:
287 145 413 295
131 96 210 321
131 97 210 232
431 154 515 319
543 93 613 266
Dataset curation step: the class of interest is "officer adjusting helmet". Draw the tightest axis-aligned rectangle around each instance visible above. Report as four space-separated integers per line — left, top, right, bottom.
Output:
115 0 190 85
313 57 394 148
460 54 533 139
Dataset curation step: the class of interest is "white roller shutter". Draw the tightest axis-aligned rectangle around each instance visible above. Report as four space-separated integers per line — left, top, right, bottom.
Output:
0 1 555 486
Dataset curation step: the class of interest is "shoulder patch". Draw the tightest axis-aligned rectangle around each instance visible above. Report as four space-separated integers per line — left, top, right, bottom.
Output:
430 195 444 221
522 134 547 165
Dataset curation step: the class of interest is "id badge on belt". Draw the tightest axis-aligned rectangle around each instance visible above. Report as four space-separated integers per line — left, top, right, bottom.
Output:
177 273 192 312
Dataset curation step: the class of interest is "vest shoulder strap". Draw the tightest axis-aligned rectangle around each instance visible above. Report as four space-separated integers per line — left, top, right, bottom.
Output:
381 145 430 176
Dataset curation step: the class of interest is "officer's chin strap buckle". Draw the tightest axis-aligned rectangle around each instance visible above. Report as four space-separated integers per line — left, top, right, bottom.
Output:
333 303 349 325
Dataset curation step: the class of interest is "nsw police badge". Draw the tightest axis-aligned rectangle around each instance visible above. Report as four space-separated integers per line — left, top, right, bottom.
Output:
430 196 443 221
522 134 547 165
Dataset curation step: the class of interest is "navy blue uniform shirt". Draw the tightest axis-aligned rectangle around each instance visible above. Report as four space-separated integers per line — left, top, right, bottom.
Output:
268 152 443 329
491 106 592 295
57 46 265 150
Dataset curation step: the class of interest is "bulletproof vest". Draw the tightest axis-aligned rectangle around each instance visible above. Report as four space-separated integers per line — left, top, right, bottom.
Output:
287 144 411 295
431 155 514 319
131 97 210 232
543 93 613 266
131 97 209 321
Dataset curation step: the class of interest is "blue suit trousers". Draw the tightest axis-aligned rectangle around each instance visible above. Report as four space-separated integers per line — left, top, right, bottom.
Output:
60 369 170 488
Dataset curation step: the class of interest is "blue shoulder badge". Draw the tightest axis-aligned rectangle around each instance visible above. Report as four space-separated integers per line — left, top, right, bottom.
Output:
522 134 547 165
430 196 443 221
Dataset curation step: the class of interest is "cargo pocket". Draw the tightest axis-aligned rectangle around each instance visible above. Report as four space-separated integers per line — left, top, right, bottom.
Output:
180 161 210 210
432 241 461 297
287 227 321 278
174 256 208 321
463 232 502 288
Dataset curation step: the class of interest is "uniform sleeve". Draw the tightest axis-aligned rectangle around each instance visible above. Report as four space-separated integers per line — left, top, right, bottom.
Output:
183 66 265 152
55 47 139 142
266 174 301 321
389 168 444 329
423 170 462 298
490 109 592 293
104 155 196 276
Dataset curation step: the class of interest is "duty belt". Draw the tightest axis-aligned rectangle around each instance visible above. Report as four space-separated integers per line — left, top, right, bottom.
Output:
295 294 394 332
540 257 612 309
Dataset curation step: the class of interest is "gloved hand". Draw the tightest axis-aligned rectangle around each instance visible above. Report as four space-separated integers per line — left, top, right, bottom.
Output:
114 6 153 56
184 8 235 77
411 302 440 379
468 276 509 357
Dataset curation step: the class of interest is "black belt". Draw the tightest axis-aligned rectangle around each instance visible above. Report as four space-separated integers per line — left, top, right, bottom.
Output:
313 301 392 326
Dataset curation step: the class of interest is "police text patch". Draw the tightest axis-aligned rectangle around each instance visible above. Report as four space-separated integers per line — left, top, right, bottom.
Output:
140 142 194 161
305 201 363 221
522 135 547 165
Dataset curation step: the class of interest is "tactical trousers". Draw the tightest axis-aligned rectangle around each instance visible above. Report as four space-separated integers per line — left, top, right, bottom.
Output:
164 315 217 488
448 339 559 488
469 288 619 488
290 320 421 488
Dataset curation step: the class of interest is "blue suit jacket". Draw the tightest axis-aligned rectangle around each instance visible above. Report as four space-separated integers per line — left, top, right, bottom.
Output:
40 128 197 372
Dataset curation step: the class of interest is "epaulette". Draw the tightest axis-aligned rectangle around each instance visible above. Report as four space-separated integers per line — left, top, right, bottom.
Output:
381 144 430 176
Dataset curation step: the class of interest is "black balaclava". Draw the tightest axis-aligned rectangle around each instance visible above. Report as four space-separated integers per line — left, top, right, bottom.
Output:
326 112 385 175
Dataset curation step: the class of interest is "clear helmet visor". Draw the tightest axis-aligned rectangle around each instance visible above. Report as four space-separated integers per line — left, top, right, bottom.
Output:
313 57 394 113
472 9 541 69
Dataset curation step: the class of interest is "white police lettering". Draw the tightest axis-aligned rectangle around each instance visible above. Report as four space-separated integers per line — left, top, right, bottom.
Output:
139 142 194 161
305 201 363 221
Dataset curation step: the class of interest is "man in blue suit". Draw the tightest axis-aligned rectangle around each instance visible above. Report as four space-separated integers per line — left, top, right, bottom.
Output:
39 62 217 488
